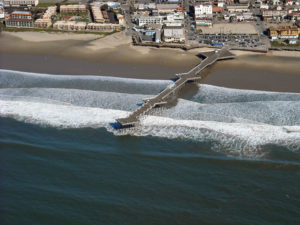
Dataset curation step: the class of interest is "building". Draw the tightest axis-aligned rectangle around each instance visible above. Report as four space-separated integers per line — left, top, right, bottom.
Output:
217 0 226 7
53 21 86 31
194 2 213 28
42 6 57 19
227 4 249 13
5 11 34 28
285 0 295 5
243 12 254 20
34 19 51 28
195 3 213 18
117 14 125 26
269 25 300 40
195 19 212 27
262 10 288 21
87 23 121 32
91 6 104 23
60 5 86 13
3 0 38 7
156 4 179 14
0 2 4 19
260 3 269 9
166 12 184 22
34 6 56 28
163 27 185 43
213 6 224 14
137 15 164 26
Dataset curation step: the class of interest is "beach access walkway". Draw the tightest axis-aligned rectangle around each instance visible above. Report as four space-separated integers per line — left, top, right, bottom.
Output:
115 47 235 128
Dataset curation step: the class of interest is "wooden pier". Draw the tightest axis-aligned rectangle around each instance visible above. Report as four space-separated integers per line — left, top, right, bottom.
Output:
115 47 235 128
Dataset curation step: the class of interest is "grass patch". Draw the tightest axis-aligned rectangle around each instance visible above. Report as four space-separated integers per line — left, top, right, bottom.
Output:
37 2 78 7
271 40 300 48
56 12 89 22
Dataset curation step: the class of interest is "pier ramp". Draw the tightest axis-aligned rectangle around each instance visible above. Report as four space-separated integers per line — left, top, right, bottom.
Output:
116 48 235 128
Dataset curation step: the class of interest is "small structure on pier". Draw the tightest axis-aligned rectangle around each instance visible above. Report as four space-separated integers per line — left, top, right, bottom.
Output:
115 47 235 128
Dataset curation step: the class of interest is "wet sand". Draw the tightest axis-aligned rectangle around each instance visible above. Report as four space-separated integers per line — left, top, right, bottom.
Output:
0 31 200 78
0 31 300 92
0 53 190 79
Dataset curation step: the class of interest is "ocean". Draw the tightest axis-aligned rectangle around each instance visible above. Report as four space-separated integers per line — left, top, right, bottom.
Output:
1 69 300 225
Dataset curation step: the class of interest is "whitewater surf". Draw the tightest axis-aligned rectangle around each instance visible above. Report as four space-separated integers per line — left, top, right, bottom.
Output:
1 69 300 158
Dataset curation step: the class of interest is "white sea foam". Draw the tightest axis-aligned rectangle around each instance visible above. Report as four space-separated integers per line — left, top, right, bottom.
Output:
1 99 299 158
193 84 300 104
0 69 171 95
156 99 300 126
0 100 129 128
0 88 152 111
115 116 300 157
1 69 300 158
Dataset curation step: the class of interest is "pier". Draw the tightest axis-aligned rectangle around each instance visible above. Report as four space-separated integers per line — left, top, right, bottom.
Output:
115 47 235 128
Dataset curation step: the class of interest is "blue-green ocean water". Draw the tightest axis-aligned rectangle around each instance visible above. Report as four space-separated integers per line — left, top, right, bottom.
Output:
1 69 300 225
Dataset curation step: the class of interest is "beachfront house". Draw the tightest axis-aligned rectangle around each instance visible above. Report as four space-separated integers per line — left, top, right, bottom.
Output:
5 11 34 28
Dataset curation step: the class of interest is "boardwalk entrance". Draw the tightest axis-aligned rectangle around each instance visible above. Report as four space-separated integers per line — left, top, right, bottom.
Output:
115 48 235 128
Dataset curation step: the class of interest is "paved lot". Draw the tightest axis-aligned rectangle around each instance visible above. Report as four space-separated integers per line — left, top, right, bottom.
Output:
201 23 258 34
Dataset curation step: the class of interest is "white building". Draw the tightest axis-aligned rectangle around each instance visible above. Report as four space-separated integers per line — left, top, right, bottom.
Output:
163 27 185 43
137 16 164 26
166 12 184 21
4 0 38 7
217 0 225 8
117 14 125 26
195 3 213 18
260 3 269 9
227 4 249 13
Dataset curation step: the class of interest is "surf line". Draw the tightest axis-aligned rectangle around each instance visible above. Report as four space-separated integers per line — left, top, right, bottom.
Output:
111 47 236 129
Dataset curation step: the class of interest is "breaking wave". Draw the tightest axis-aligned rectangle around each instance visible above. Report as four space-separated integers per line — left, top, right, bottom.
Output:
1 69 300 158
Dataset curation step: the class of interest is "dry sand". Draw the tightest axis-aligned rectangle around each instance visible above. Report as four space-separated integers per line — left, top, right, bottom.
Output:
6 31 103 42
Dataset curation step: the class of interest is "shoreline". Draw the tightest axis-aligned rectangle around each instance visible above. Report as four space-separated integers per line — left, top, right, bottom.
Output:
0 31 300 92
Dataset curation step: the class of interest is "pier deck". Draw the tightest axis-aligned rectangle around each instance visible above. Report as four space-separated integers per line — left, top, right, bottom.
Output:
116 48 235 128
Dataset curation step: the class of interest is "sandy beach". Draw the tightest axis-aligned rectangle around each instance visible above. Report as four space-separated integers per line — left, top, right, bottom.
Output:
0 31 300 92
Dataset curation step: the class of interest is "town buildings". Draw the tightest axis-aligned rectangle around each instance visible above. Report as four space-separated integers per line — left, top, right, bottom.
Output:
35 6 56 28
60 5 86 13
53 21 86 31
227 4 249 13
86 23 121 31
137 15 164 26
269 25 300 40
1 0 300 47
262 9 288 21
3 0 38 7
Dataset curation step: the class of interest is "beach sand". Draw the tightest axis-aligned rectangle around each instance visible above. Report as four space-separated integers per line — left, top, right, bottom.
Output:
0 31 300 92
